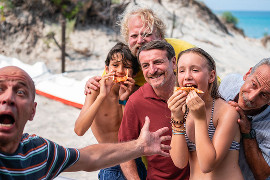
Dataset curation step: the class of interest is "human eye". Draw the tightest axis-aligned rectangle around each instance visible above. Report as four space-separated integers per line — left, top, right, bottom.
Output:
261 92 269 100
130 34 137 39
251 81 257 88
124 65 132 69
178 67 185 73
17 89 26 96
144 33 152 37
0 84 6 94
142 64 149 69
192 68 199 72
154 60 163 65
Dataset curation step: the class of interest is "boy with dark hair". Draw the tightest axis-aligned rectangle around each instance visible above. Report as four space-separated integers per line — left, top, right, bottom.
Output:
74 42 146 179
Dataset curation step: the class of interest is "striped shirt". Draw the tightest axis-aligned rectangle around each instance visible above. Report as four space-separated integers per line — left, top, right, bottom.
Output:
219 73 270 180
0 133 80 180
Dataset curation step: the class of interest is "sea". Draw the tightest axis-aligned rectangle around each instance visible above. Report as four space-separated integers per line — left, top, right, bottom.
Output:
214 10 270 39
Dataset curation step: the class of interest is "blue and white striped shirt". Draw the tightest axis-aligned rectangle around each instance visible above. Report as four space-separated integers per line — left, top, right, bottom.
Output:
0 133 80 179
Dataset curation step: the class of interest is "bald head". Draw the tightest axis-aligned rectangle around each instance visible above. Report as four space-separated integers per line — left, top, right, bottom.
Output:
0 66 36 100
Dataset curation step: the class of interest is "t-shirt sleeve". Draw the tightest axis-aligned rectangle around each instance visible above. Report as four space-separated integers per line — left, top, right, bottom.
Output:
44 138 80 179
165 38 194 60
219 73 244 101
118 99 141 142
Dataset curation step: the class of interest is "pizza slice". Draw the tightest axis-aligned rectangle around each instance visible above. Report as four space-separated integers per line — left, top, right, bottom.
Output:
113 69 129 83
174 86 204 94
113 75 128 83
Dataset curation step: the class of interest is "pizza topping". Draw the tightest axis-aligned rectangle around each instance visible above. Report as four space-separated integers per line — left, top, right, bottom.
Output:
174 86 204 94
113 69 129 83
114 76 128 83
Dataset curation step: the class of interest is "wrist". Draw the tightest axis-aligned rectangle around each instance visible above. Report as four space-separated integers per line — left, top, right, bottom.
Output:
97 94 106 101
171 117 186 135
119 99 127 105
242 129 256 139
134 139 144 157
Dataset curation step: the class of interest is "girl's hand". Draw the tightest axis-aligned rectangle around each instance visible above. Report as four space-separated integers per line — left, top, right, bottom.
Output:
168 90 188 120
119 77 135 101
186 90 206 120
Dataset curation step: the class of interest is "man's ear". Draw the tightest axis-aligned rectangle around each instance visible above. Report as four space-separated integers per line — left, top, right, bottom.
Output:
171 56 177 71
243 67 252 81
29 102 37 121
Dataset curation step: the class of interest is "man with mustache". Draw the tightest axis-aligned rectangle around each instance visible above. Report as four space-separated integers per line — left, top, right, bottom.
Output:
218 58 270 180
0 66 172 179
118 40 190 179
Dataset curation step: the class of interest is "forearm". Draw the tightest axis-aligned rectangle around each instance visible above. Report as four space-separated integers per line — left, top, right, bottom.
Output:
170 135 189 169
243 138 270 179
120 160 141 180
195 120 216 173
74 95 105 135
68 140 143 172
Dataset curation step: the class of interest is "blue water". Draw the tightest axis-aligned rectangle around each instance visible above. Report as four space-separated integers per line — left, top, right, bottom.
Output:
215 11 270 39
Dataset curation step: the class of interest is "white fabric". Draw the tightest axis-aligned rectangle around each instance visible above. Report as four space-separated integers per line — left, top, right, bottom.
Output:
218 73 244 101
0 54 87 106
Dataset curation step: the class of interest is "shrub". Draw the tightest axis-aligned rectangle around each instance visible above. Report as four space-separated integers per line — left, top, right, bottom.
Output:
221 11 238 26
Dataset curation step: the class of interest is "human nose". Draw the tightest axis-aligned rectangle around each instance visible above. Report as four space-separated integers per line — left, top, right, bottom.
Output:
137 35 145 44
247 89 260 102
149 64 157 74
184 70 192 80
116 65 125 75
1 88 15 106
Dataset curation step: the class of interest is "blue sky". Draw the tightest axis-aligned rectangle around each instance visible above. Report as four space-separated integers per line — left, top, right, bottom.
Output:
200 0 270 11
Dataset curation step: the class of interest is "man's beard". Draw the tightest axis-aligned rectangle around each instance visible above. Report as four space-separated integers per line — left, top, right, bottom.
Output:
130 44 141 56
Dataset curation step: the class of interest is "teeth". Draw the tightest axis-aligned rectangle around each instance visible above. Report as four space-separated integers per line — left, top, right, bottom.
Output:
150 74 161 79
0 123 13 127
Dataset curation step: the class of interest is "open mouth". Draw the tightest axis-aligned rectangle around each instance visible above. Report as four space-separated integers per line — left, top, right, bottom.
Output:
149 73 162 79
0 114 15 127
185 84 198 88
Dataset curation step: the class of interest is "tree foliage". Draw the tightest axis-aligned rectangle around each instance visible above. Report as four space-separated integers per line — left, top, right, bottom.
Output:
51 0 82 20
221 11 238 26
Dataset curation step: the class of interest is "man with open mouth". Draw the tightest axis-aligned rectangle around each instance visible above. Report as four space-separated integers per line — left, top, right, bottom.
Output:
0 66 172 179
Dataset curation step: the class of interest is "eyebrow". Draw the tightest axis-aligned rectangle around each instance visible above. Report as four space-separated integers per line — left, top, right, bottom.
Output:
254 76 261 87
17 81 28 88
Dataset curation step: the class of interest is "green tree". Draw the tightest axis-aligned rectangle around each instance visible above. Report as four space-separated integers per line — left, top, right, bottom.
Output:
221 11 238 26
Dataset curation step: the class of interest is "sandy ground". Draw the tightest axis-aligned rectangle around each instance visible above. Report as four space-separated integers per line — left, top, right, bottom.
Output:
3 0 270 179
24 95 99 180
